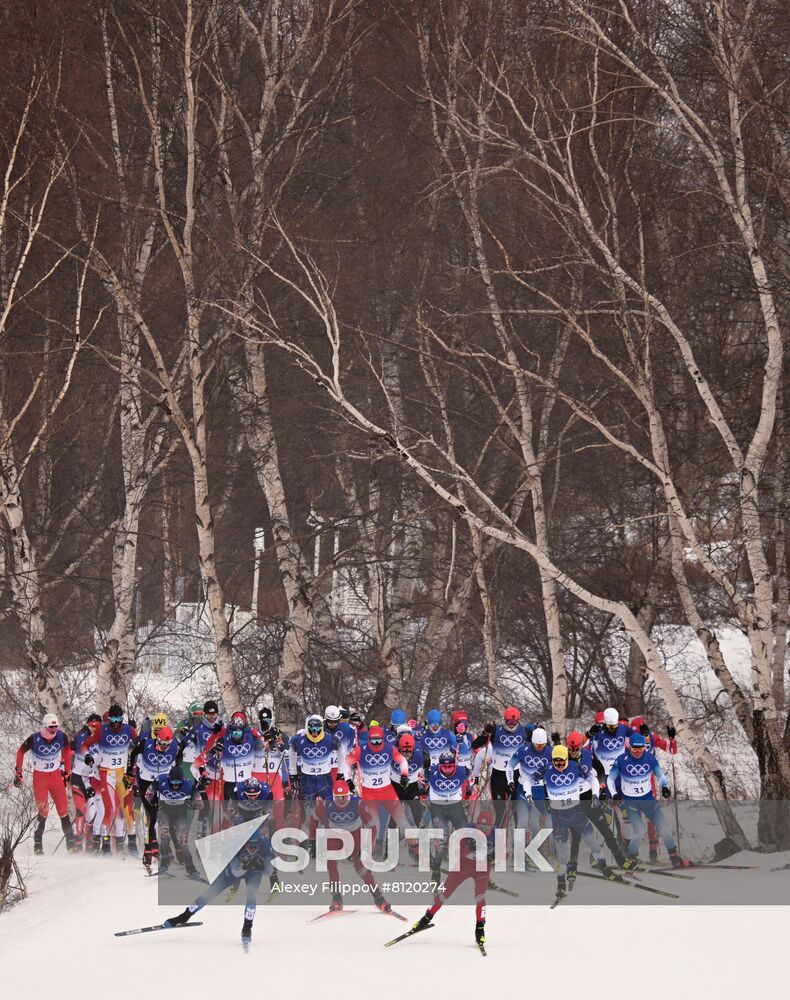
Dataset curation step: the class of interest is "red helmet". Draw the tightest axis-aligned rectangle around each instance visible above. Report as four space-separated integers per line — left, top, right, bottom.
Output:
156 726 174 743
476 810 495 831
368 726 385 746
503 706 520 724
333 779 351 798
567 730 584 751
398 733 416 752
630 716 646 731
595 710 605 725
452 710 468 725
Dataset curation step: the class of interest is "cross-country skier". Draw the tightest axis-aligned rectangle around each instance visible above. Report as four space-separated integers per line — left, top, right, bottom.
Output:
70 713 102 850
409 808 495 954
77 705 139 855
452 711 475 774
310 778 395 914
344 724 410 853
425 749 474 882
629 715 678 861
421 709 457 766
252 709 290 825
163 816 274 948
507 726 553 841
564 730 626 878
15 713 75 854
145 765 201 877
128 725 181 869
472 706 525 822
288 715 338 846
530 744 616 901
392 731 424 826
607 732 688 867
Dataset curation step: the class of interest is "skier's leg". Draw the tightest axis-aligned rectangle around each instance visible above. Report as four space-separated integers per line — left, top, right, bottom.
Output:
625 801 646 859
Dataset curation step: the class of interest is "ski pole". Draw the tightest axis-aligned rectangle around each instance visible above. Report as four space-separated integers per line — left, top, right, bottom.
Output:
670 756 681 855
52 834 66 855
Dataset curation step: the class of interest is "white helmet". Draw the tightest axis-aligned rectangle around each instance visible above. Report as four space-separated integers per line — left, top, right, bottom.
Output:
324 705 341 722
531 727 548 745
603 707 619 726
42 713 59 728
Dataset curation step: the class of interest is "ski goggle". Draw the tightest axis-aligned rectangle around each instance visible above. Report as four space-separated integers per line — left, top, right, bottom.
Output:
307 722 323 735
229 727 245 741
45 723 58 730
552 756 568 770
191 709 205 720
631 746 646 756
108 715 123 724
205 710 218 719
334 792 350 806
170 780 183 789
428 723 441 733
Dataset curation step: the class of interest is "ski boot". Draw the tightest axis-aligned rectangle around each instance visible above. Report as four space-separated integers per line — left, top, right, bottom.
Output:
413 911 433 932
269 873 281 894
373 890 392 914
329 892 344 912
555 875 567 900
101 835 113 856
669 850 691 868
87 834 101 854
127 834 139 858
475 921 486 948
33 818 45 855
142 839 158 870
649 847 659 863
241 918 253 946
621 855 640 871
33 842 44 856
596 859 617 879
164 907 193 928
566 863 577 890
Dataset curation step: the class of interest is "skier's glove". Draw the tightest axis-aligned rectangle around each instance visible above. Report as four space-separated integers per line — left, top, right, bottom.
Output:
290 774 300 794
667 725 676 739
346 777 355 793
639 724 650 737
551 732 561 745
662 786 672 799
13 772 22 788
122 773 134 790
84 754 94 767
85 786 96 799
588 723 600 736
197 775 210 790
212 722 223 734
400 775 410 790
483 723 495 737
507 781 517 798
62 770 71 783
612 791 623 801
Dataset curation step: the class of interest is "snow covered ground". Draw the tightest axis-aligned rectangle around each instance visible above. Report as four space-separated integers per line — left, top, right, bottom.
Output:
2 836 788 996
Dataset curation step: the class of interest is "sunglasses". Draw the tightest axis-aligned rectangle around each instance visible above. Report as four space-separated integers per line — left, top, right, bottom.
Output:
205 711 218 718
109 716 123 724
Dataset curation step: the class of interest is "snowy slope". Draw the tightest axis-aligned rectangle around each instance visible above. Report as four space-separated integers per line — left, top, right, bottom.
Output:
2 837 788 997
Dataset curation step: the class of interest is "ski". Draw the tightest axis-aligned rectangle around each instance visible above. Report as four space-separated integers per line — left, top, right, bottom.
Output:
477 940 488 957
629 865 694 880
656 863 758 872
114 921 203 937
577 870 679 899
488 878 519 898
374 908 409 921
242 939 250 953
307 908 359 923
550 890 567 910
384 923 434 948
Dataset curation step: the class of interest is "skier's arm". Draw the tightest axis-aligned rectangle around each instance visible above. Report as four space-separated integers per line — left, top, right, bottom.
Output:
14 735 33 774
505 750 518 786
196 725 225 766
651 760 670 790
472 744 490 779
392 747 409 778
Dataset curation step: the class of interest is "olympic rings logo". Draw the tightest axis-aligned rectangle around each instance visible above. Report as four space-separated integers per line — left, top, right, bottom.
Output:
36 741 61 756
105 734 128 747
363 753 389 767
434 778 459 791
302 746 327 759
551 771 575 786
145 752 173 767
625 763 651 776
522 755 544 770
498 734 522 747
331 810 356 823
226 742 252 757
601 737 623 750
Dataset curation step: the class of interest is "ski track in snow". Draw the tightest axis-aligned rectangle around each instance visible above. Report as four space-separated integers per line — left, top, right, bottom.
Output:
2 843 788 996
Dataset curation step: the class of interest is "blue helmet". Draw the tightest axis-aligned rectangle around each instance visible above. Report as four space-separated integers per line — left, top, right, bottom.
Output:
630 732 646 749
390 708 407 728
426 709 442 730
